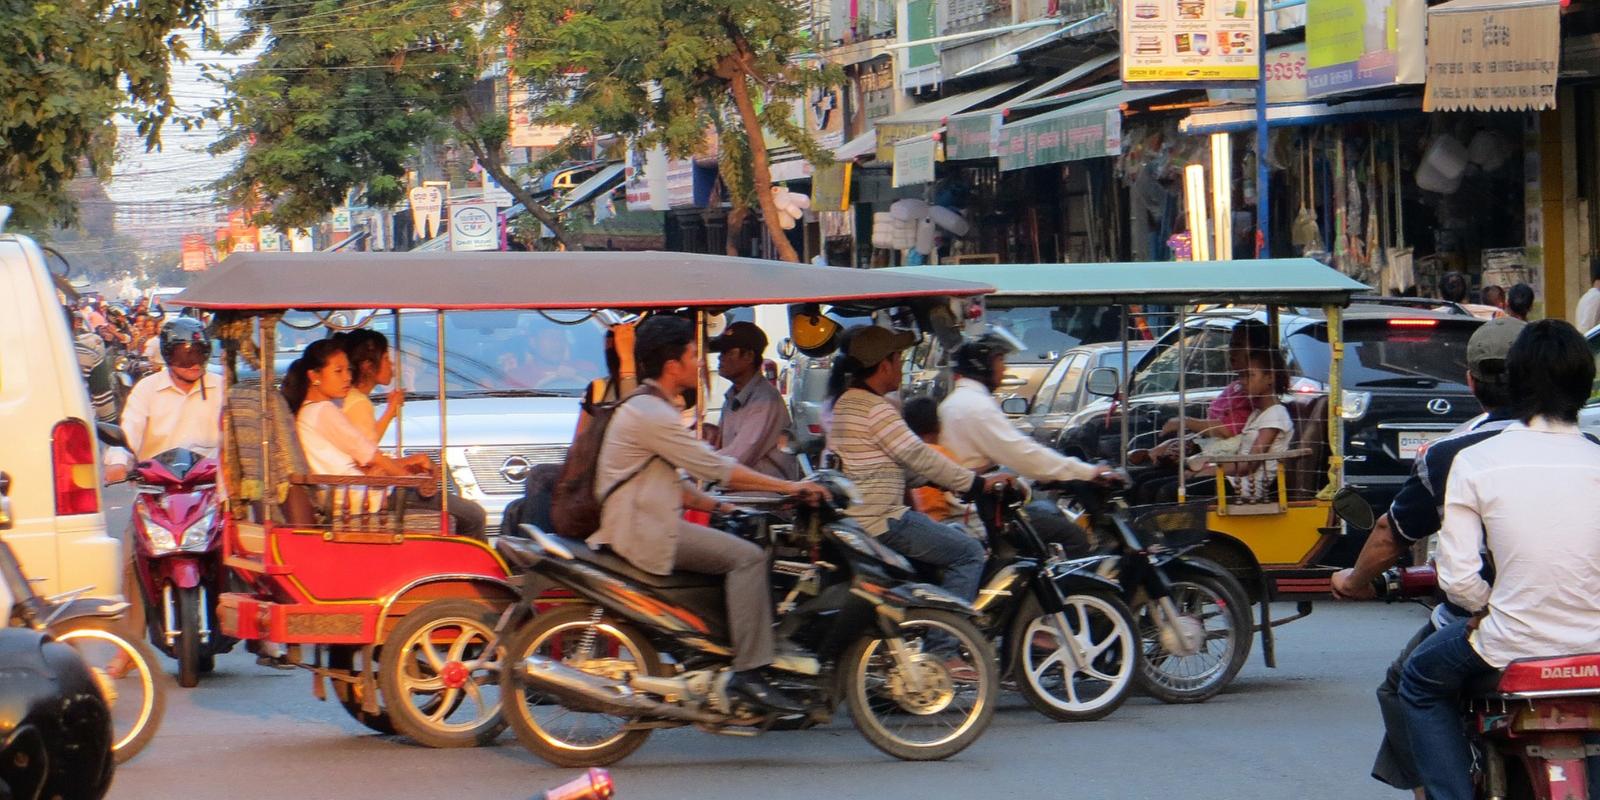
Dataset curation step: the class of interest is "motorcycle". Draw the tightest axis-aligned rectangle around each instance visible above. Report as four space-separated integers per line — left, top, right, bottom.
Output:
1050 481 1254 704
494 470 998 766
101 426 234 688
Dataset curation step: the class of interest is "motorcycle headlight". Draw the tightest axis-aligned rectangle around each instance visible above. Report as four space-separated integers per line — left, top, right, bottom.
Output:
180 509 217 551
135 503 178 554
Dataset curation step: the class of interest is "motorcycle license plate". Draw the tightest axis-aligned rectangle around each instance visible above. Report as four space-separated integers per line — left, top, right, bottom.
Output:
1397 430 1446 460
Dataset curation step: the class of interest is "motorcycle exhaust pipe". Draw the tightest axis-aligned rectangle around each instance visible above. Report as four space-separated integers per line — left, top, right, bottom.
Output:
517 655 726 725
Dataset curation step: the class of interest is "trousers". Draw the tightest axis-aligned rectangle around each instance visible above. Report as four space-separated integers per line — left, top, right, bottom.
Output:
672 521 774 672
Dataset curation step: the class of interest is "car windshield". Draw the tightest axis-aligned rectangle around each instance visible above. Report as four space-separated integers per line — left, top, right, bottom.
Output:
986 305 1125 362
1287 319 1475 389
369 310 606 398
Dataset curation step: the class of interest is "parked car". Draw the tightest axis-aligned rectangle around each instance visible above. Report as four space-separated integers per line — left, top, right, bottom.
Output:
1054 305 1484 564
1016 341 1153 444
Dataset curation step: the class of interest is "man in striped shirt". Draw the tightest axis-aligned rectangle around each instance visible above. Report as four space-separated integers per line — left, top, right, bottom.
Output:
826 326 1011 611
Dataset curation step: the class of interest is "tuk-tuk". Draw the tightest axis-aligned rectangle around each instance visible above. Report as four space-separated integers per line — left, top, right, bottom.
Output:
885 259 1369 671
174 250 989 749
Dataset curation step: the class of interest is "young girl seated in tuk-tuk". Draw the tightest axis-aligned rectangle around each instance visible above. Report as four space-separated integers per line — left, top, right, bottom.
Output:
1185 347 1294 502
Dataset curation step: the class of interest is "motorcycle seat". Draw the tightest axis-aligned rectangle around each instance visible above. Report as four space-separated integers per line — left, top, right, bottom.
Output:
494 530 723 590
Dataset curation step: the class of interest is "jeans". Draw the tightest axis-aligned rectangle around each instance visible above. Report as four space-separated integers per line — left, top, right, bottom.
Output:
877 511 987 657
405 489 488 541
1399 620 1496 800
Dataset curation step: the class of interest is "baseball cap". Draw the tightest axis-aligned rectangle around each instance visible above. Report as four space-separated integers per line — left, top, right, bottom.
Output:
844 325 917 366
708 321 768 354
1467 316 1525 377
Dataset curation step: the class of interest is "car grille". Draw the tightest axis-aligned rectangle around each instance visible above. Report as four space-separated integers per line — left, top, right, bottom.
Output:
463 445 569 495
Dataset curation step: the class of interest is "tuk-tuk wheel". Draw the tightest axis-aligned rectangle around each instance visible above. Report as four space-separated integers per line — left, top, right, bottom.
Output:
326 646 396 735
377 599 506 748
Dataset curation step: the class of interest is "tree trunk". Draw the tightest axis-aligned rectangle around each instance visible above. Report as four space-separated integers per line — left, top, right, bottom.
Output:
724 205 748 257
454 119 571 250
719 55 800 263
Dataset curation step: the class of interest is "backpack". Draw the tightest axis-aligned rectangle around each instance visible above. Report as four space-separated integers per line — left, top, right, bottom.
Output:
550 384 665 537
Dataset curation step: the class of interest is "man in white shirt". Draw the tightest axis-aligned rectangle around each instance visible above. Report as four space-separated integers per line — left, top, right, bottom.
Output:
105 318 223 479
938 334 1117 553
1400 320 1600 800
1575 258 1600 334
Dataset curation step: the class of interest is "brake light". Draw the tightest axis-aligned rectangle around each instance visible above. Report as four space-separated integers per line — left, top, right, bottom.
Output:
1389 319 1438 327
51 419 100 516
807 423 824 435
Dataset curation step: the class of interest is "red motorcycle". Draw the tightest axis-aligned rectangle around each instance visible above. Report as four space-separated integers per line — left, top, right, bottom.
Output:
1377 565 1600 799
125 446 234 687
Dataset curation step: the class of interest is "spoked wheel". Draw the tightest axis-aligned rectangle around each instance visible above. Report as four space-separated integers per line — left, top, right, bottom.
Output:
326 645 396 735
53 619 166 763
1009 591 1138 722
843 609 997 761
1135 570 1250 704
501 605 660 768
377 599 505 748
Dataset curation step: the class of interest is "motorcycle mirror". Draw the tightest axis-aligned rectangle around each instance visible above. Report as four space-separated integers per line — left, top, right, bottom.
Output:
95 422 130 451
1331 487 1376 531
1084 367 1119 398
777 337 797 361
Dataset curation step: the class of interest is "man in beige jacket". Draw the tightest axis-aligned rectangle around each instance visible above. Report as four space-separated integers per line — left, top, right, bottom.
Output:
590 315 825 714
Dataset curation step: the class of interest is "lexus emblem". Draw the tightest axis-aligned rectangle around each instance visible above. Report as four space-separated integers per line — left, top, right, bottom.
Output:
1426 398 1453 416
499 455 532 484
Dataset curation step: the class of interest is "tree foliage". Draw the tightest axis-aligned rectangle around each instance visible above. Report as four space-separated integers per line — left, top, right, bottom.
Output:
0 0 208 230
207 0 565 242
502 0 840 261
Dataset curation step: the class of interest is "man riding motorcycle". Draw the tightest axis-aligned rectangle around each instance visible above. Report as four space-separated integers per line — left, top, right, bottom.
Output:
1329 317 1524 797
937 333 1120 553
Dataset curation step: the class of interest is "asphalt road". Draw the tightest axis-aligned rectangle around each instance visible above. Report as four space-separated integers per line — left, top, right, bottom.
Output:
102 489 1426 800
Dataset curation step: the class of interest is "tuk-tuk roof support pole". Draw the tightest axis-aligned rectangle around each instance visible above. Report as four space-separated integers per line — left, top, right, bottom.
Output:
695 310 708 445
436 310 448 535
1325 304 1344 494
1119 306 1131 471
1176 304 1188 504
261 317 275 516
1254 0 1271 257
393 309 403 453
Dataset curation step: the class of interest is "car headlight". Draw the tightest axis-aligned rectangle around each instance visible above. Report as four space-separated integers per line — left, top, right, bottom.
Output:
1340 390 1372 421
135 504 178 554
181 509 217 551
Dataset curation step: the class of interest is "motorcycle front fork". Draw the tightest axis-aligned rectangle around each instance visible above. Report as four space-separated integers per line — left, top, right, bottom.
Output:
160 583 211 646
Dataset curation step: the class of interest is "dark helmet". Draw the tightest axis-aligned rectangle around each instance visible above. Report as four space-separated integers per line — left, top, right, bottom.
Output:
0 629 116 800
952 332 1019 381
159 317 210 363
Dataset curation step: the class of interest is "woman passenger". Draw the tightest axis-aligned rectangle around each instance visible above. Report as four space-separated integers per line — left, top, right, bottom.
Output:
283 340 486 539
333 329 405 442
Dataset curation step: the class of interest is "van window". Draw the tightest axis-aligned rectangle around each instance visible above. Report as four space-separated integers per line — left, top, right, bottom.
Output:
368 310 607 397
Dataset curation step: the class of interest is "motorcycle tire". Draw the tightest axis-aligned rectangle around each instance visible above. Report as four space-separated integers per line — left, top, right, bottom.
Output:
176 587 202 688
1134 566 1251 705
501 605 660 768
326 645 397 736
51 618 167 764
376 599 505 748
1008 590 1138 722
842 609 997 762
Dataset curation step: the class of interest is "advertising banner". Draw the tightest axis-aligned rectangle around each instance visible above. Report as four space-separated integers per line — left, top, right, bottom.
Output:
892 136 939 187
1424 0 1559 111
408 185 444 239
449 202 500 251
998 108 1122 171
1122 0 1260 82
258 229 283 252
625 143 670 211
945 113 1001 160
1307 0 1425 96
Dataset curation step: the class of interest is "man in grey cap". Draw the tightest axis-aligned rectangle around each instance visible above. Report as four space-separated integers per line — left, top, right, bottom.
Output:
710 321 798 480
1330 316 1525 797
825 326 1012 633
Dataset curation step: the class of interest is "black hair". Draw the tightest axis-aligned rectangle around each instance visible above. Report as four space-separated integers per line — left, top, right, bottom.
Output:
1482 285 1506 306
1440 272 1469 303
1231 318 1272 352
282 339 346 413
1470 358 1514 412
336 329 390 386
1507 283 1534 319
634 314 696 380
1245 347 1290 395
1591 257 1600 284
903 396 941 438
1507 320 1595 424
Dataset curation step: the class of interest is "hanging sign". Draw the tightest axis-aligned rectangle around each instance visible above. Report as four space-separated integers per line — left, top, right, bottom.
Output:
408 185 444 238
1307 0 1426 97
289 228 315 252
449 202 500 251
331 207 352 232
1122 0 1261 82
625 142 670 211
892 136 939 187
1423 0 1559 112
998 108 1123 171
812 163 853 211
258 229 283 252
945 113 1002 160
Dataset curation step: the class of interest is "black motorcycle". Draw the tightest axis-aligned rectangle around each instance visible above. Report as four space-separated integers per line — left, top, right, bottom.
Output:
1049 482 1254 704
0 628 116 800
494 471 998 766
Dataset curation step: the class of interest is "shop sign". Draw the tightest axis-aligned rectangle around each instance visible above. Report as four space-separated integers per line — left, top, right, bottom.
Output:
876 121 940 165
258 229 283 252
666 158 697 208
289 229 315 252
1307 0 1425 97
449 202 500 251
408 185 444 239
331 207 351 232
1209 43 1311 103
805 86 846 151
893 137 939 187
625 142 670 211
507 85 572 149
856 61 896 125
180 233 211 271
812 163 853 211
1122 0 1260 82
769 158 815 183
997 108 1122 171
1423 0 1559 112
946 114 1001 160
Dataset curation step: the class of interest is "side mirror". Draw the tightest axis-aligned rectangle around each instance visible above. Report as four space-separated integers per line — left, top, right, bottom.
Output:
96 422 130 451
1000 397 1030 415
778 337 797 360
1331 487 1376 531
1085 367 1120 398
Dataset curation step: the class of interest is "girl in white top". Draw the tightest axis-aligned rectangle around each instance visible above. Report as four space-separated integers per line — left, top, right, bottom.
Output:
1189 348 1293 502
284 340 436 481
334 329 404 443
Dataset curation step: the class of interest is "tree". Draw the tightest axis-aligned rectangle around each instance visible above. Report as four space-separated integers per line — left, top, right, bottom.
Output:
205 0 568 245
502 0 839 262
0 0 209 230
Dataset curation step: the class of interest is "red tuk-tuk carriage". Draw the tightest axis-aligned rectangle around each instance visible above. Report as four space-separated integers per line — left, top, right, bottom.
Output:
175 251 989 748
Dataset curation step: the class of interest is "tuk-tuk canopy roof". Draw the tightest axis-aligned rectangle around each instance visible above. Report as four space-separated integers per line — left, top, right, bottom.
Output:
175 251 993 312
881 259 1369 306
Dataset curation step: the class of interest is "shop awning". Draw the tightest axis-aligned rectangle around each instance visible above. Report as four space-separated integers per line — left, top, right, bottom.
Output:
996 86 1175 171
876 81 1027 162
553 163 625 213
1009 53 1121 105
943 53 1120 161
1424 0 1560 112
1178 96 1423 135
834 131 879 161
1003 81 1121 115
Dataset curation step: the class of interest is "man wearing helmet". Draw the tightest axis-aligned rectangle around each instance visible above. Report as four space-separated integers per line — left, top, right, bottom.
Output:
104 318 223 481
938 334 1119 553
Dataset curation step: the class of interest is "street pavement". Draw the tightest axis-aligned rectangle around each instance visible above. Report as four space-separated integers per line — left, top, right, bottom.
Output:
103 489 1424 800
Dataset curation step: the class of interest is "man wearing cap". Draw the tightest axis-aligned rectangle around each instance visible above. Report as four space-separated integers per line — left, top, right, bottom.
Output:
1330 316 1525 797
826 325 1010 616
710 321 798 480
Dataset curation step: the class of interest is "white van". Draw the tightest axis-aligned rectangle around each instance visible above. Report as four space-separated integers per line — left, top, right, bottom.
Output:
0 231 122 601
